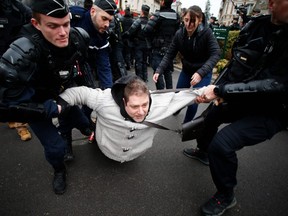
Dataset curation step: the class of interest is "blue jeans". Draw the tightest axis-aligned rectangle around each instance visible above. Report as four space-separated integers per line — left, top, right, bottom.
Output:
176 71 212 123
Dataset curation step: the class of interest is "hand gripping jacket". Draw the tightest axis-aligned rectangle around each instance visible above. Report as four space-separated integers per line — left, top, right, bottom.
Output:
0 25 93 122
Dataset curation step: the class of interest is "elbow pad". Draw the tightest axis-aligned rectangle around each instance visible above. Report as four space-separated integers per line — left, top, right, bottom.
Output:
220 79 285 98
144 15 158 34
0 37 39 84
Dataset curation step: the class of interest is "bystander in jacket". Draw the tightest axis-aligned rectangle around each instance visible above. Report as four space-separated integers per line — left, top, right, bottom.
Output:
153 6 220 123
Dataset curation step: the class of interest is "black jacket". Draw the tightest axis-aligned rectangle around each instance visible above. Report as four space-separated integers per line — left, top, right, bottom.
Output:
0 24 90 104
144 6 180 49
217 15 288 115
125 16 150 47
156 16 221 78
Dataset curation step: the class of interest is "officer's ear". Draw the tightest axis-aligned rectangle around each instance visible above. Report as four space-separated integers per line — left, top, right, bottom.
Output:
31 18 41 31
90 5 97 17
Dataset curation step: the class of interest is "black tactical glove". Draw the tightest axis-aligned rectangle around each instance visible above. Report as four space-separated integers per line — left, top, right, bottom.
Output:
56 96 71 117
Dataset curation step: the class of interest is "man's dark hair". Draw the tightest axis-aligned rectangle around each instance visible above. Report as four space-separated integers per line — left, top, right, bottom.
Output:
84 0 93 10
124 7 130 16
123 77 149 102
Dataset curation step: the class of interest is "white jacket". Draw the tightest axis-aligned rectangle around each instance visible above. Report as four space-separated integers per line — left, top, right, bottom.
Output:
60 86 205 162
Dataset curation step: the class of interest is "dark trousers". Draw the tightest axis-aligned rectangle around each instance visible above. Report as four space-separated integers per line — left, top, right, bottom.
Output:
29 106 90 171
110 43 127 81
123 43 132 69
151 51 173 89
197 104 284 195
135 46 149 82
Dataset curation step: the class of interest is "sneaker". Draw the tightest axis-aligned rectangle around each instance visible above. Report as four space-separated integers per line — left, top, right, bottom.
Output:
64 142 75 162
18 128 32 141
53 170 66 195
88 131 95 144
183 148 209 165
201 192 237 216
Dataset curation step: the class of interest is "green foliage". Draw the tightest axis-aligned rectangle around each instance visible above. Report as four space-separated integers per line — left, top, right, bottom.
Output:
213 30 239 74
215 59 229 74
224 30 240 60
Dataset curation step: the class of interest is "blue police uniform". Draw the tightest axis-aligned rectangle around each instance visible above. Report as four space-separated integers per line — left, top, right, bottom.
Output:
70 7 113 89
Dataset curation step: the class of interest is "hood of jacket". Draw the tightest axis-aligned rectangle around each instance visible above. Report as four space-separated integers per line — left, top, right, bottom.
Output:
111 75 152 122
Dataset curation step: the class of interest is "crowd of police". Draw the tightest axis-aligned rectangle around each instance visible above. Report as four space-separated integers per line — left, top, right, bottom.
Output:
109 0 180 88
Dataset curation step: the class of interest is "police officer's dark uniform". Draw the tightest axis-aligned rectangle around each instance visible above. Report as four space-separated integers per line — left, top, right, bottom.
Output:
187 14 288 215
121 8 134 70
109 11 128 81
69 0 117 90
0 0 33 141
0 0 31 55
124 5 151 82
144 0 180 89
0 0 94 194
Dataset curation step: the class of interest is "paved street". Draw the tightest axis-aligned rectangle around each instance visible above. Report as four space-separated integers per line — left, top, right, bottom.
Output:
1 68 288 216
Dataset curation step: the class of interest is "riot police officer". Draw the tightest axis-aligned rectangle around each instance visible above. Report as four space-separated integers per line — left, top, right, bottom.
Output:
144 0 180 89
69 0 117 89
123 5 151 82
121 8 134 70
109 10 128 81
0 0 94 194
0 0 33 141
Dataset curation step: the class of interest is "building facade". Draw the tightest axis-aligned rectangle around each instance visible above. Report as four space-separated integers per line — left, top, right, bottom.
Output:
218 0 269 27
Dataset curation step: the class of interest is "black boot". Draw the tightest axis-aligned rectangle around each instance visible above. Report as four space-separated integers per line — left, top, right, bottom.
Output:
64 141 74 162
62 133 75 162
53 169 66 195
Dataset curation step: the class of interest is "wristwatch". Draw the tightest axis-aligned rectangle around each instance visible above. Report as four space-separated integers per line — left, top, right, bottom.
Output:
213 85 220 96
